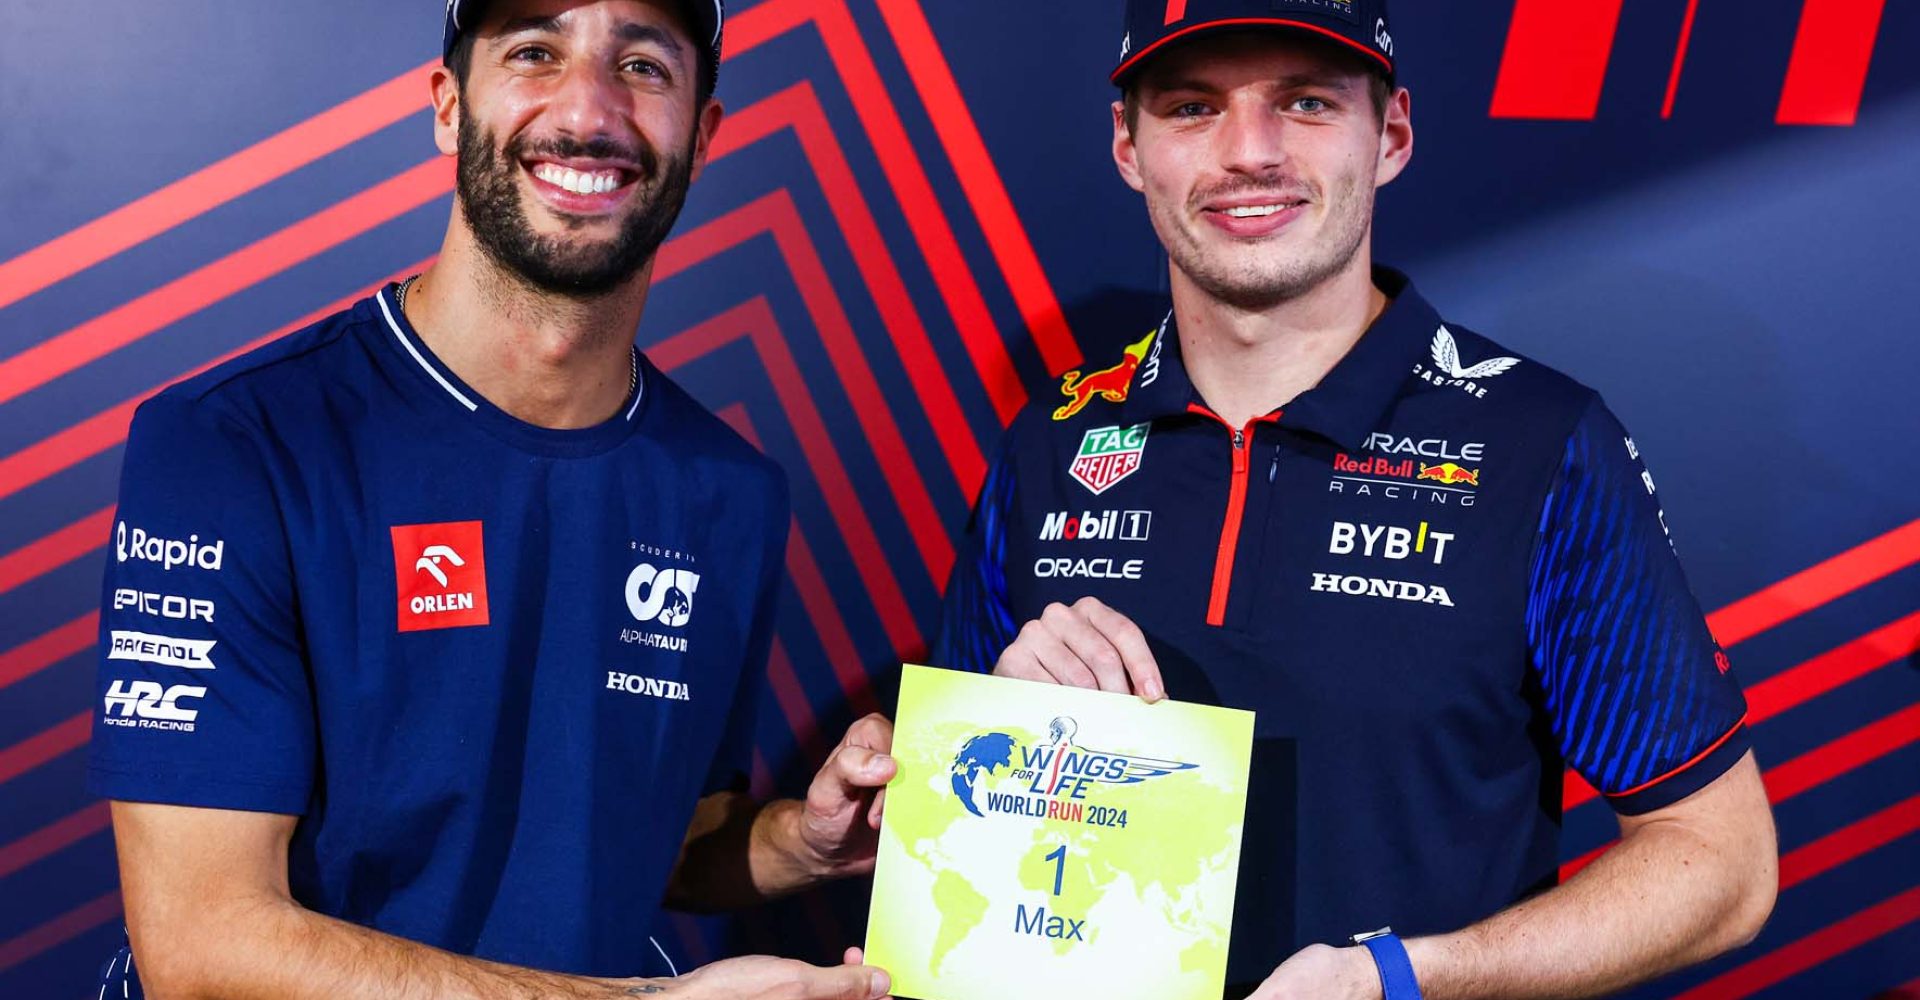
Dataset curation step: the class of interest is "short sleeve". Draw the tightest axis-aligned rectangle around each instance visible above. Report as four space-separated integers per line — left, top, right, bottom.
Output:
931 438 1019 674
1526 396 1750 815
702 473 790 797
88 395 316 814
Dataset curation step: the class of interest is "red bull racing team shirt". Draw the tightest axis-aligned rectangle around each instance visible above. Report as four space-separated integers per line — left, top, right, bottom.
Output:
933 268 1751 991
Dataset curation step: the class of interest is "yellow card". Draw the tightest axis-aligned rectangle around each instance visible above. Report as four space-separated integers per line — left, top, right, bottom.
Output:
865 665 1255 1000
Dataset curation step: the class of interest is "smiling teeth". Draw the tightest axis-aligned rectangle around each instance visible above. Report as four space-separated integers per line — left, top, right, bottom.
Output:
1224 204 1291 218
532 163 624 195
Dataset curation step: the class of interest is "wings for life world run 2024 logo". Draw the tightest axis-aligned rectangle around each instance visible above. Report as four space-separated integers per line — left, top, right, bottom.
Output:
948 717 1196 828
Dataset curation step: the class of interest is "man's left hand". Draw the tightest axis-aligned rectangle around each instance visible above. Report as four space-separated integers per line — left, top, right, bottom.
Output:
1249 944 1384 1000
794 713 895 877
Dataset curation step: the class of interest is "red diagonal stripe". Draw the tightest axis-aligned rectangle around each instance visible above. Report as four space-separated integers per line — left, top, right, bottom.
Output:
1488 0 1625 121
766 640 825 762
715 82 986 494
1660 0 1701 119
1780 792 1920 889
719 408 882 719
0 890 121 974
656 191 955 591
1776 0 1888 127
875 0 1081 384
1708 519 1920 647
0 63 433 312
651 296 924 656
0 802 111 880
0 271 411 504
733 0 1033 425
0 713 90 786
0 159 452 406
1747 611 1920 724
1670 884 1920 1000
1766 703 1920 803
0 509 112 595
0 613 96 690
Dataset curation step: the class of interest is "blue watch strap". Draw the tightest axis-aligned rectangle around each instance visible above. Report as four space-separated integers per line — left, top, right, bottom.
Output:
1354 928 1423 1000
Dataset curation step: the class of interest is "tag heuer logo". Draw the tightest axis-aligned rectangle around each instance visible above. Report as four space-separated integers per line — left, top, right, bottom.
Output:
1070 424 1150 495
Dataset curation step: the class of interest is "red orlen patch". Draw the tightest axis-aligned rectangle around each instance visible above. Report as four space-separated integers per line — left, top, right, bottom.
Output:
391 521 490 632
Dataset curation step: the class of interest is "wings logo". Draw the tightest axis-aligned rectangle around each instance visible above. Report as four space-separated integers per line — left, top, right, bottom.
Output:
1412 326 1521 399
1052 330 1157 421
949 716 1197 824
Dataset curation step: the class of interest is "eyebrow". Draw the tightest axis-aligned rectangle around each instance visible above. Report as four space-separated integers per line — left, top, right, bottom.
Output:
495 15 687 59
1147 72 1358 95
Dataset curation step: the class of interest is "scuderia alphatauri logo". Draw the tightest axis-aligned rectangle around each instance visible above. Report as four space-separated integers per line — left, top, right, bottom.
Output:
620 541 700 653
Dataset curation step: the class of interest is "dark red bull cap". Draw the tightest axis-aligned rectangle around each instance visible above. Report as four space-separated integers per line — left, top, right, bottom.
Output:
443 0 725 92
1113 0 1396 88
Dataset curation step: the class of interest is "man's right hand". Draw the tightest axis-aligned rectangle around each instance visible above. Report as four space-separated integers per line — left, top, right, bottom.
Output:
665 950 890 999
993 597 1164 701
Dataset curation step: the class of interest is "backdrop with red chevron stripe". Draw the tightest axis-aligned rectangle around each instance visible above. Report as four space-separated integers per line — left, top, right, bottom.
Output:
1 1 1915 997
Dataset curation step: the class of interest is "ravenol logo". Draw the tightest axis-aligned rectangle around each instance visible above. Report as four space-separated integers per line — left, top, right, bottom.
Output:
949 717 1196 824
1069 423 1150 496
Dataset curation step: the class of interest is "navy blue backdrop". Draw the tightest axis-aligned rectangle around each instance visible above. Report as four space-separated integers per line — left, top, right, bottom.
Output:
1 1 1915 996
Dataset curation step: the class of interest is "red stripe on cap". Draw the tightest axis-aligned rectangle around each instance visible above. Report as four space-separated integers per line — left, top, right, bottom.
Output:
1112 18 1393 84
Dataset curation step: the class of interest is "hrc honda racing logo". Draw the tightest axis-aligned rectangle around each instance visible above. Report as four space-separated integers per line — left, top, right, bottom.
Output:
102 680 206 733
948 717 1195 825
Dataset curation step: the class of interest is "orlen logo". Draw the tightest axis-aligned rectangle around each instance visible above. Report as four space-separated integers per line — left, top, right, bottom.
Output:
115 521 224 572
1039 510 1152 543
391 521 491 632
102 680 206 732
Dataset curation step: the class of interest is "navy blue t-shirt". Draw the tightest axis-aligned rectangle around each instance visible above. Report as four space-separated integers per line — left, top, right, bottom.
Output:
90 286 787 979
935 268 1749 990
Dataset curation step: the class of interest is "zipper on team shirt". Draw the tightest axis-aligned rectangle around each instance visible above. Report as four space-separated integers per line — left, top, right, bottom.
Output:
1187 404 1281 627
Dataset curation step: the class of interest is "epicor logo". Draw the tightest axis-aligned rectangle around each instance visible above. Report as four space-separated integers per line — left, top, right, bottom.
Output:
1329 521 1454 565
1038 510 1152 543
115 522 224 572
626 564 700 628
1309 573 1456 607
391 521 491 632
102 680 206 732
113 589 215 624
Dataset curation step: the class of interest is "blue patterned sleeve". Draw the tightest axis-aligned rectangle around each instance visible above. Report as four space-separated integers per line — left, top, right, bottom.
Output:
1526 397 1751 815
932 438 1019 674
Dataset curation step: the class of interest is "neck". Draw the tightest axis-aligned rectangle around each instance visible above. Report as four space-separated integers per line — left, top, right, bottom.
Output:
404 214 649 430
1172 249 1387 429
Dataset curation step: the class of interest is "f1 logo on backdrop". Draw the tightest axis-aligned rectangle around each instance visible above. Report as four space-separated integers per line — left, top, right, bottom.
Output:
1490 0 1889 125
391 521 491 632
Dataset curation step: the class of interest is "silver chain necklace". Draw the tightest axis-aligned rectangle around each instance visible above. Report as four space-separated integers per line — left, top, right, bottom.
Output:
396 275 639 401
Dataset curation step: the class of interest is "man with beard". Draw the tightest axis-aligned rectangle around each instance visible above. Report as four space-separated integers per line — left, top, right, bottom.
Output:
89 2 894 998
935 2 1778 998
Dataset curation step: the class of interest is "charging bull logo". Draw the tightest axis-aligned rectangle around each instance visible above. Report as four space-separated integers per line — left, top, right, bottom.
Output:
1053 331 1157 421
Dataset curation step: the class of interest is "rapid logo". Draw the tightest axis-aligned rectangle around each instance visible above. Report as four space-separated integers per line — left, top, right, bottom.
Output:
1411 326 1520 399
391 521 491 632
1069 423 1150 495
113 589 215 624
949 716 1196 823
1309 573 1456 607
102 680 206 732
1053 331 1156 421
1039 509 1151 543
107 631 217 670
115 521 224 572
1329 521 1454 565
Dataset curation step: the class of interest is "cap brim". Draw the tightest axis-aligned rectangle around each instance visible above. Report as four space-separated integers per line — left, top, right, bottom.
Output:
1111 17 1393 86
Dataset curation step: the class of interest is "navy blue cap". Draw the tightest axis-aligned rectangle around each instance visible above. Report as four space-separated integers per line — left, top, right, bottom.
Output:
443 0 725 87
1113 0 1395 87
